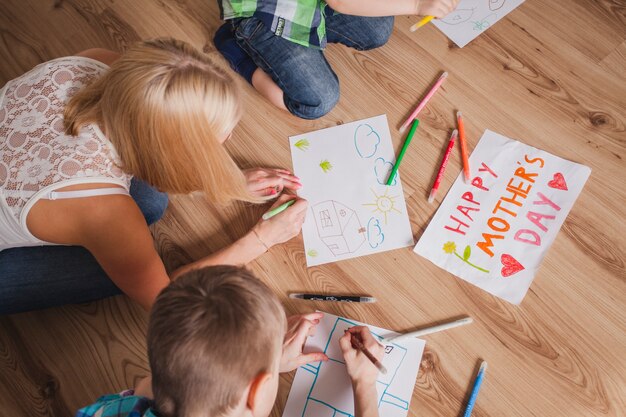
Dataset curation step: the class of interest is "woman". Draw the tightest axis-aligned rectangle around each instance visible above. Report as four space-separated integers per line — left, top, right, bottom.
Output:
0 38 306 314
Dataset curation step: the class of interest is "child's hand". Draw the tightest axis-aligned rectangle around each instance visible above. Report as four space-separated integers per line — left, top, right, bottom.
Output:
416 0 460 18
340 326 385 387
252 194 308 248
243 168 301 198
280 312 329 373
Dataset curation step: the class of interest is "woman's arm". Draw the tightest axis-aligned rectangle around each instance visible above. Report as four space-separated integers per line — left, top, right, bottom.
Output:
29 190 305 309
171 194 308 279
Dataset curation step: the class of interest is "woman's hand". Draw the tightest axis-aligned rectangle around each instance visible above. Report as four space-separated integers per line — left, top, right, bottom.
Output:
252 194 308 248
280 312 329 373
416 0 460 18
340 326 385 387
243 168 301 198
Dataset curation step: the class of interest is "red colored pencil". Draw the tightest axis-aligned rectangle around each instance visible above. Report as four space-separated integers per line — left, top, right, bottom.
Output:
428 130 457 203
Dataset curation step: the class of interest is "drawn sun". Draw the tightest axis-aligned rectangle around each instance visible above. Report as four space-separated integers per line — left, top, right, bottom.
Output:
363 188 401 224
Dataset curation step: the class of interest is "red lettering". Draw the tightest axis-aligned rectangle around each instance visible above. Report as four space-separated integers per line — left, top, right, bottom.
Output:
526 211 556 232
444 215 470 236
514 229 541 246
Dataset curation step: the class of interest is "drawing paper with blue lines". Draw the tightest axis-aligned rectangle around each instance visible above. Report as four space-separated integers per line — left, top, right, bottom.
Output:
289 115 414 267
282 312 426 417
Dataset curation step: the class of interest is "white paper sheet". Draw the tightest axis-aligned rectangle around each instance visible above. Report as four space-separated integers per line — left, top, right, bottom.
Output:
290 115 414 267
282 312 426 417
432 0 526 48
414 130 591 304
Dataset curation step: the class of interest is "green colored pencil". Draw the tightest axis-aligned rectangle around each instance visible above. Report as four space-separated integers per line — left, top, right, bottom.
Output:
386 119 420 185
262 199 296 220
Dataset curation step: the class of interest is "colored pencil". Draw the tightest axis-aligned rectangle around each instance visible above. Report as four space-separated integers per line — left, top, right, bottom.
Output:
262 199 295 220
457 111 471 183
386 119 420 185
428 129 457 203
381 317 473 344
350 333 388 375
410 15 434 31
463 361 488 417
399 71 448 132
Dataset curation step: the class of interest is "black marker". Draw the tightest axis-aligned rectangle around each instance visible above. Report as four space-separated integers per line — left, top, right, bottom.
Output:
289 293 376 303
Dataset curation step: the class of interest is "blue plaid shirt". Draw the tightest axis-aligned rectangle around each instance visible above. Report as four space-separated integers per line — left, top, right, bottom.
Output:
75 390 158 417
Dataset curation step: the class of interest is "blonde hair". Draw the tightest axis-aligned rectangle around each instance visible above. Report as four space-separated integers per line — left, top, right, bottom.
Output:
64 38 255 203
148 265 286 417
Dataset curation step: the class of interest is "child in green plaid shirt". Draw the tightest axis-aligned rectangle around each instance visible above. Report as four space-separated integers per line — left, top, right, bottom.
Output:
215 0 459 119
76 265 385 417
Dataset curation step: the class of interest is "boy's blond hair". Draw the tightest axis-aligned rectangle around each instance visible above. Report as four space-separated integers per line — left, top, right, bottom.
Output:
64 38 257 204
148 265 286 417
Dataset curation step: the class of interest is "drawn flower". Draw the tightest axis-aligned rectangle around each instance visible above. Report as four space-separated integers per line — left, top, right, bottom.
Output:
319 160 332 173
307 249 318 257
295 139 310 151
443 241 457 254
443 241 489 274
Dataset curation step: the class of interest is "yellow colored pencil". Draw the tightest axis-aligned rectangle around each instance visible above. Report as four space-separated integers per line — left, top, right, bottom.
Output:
410 15 434 32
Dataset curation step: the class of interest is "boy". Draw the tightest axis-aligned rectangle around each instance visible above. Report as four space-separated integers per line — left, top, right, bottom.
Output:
76 265 385 417
214 0 460 119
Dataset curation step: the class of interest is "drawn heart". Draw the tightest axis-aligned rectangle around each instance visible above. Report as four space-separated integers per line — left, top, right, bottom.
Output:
548 173 568 190
501 254 524 277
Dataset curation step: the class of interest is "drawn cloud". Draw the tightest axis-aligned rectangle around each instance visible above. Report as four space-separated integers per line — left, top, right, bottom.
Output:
354 124 380 158
374 157 397 186
367 217 385 249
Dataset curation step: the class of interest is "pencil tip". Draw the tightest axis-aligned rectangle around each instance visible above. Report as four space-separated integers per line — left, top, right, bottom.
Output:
457 111 462 118
441 71 449 78
399 125 407 133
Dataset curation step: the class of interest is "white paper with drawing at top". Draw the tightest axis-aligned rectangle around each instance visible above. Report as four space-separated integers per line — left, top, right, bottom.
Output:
282 312 426 417
289 115 414 267
432 0 526 48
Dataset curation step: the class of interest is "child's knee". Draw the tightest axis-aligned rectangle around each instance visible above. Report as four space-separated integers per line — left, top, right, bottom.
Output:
286 81 339 120
361 17 394 50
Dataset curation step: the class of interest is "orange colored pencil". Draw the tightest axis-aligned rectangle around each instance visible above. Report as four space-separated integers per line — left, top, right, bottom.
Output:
457 111 471 184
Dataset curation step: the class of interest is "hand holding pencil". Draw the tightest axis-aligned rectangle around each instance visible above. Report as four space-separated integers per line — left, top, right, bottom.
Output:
340 326 386 382
411 0 461 31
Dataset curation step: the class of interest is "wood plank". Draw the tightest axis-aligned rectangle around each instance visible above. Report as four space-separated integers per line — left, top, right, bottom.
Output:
1 0 625 416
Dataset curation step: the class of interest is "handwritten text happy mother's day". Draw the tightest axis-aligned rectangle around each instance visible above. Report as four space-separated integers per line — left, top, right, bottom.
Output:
415 130 590 304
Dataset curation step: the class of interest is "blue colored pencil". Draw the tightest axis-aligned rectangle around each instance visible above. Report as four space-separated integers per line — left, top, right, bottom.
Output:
463 361 488 417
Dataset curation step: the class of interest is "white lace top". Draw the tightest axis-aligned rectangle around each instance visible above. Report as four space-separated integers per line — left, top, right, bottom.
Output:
0 56 132 251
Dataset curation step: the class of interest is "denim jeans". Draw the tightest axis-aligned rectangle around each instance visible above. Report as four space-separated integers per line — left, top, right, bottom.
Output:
0 178 168 315
233 12 394 119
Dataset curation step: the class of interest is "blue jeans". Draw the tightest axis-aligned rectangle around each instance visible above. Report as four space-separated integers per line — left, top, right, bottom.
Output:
0 178 168 315
233 12 394 119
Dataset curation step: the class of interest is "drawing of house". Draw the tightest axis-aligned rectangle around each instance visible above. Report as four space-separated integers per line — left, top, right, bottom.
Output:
298 318 410 417
312 201 365 256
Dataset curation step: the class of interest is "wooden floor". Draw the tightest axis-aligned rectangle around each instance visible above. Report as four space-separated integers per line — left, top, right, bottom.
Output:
1 1 625 416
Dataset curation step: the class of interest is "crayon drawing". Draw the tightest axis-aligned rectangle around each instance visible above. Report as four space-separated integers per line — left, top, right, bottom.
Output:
354 124 380 158
432 0 526 47
290 115 414 267
312 201 366 256
282 313 426 417
364 188 401 224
